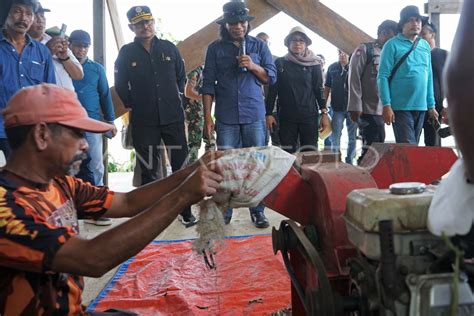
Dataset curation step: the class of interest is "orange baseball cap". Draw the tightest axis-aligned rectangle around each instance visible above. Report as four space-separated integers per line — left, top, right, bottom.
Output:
3 84 113 133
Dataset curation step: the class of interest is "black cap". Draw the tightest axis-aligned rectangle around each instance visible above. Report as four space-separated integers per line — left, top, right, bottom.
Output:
377 20 398 35
216 1 254 25
126 6 153 25
399 5 428 26
36 2 50 13
423 21 438 34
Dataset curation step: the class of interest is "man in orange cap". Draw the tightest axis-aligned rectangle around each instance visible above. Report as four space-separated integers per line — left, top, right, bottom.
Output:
0 84 223 315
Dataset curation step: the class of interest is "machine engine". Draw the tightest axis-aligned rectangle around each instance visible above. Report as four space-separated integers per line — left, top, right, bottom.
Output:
344 184 474 315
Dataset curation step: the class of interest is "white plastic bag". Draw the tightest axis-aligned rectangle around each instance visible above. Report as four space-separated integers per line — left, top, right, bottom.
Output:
428 159 474 236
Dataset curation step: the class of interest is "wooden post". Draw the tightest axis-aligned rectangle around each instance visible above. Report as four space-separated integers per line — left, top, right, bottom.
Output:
426 0 464 48
93 0 109 186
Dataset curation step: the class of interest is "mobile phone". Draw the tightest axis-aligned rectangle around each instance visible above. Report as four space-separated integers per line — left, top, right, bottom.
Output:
59 23 67 38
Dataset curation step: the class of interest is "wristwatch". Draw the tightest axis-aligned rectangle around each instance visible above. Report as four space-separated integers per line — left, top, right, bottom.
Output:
320 108 328 115
58 56 70 62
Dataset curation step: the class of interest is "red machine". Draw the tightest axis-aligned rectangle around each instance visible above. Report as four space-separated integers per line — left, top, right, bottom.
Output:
263 144 457 315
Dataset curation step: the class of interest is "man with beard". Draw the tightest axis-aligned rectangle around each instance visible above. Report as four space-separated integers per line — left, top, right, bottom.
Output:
0 0 55 158
27 2 83 90
377 5 438 144
201 1 276 227
0 84 223 315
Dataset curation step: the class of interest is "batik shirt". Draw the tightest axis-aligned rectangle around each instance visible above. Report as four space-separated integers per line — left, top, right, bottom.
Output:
0 171 114 315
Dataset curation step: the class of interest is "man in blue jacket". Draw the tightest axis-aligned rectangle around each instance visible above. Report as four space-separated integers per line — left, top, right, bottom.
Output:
377 5 438 144
201 1 276 228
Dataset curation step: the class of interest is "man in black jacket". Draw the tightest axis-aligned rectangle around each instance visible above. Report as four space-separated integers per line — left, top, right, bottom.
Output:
114 6 196 227
421 21 448 146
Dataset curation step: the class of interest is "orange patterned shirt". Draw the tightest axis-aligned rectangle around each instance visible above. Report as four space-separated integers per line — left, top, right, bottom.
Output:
0 171 114 315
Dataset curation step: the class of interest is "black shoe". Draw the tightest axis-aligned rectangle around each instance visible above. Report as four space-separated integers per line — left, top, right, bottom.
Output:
178 214 198 228
224 216 232 225
251 213 269 229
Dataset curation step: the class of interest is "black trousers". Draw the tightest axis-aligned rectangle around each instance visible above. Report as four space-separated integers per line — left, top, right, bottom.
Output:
132 121 191 217
269 113 281 146
423 111 441 147
279 119 318 153
358 114 385 163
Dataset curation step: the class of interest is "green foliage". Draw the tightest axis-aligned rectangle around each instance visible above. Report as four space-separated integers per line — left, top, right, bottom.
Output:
108 160 118 173
154 17 177 43
107 152 135 173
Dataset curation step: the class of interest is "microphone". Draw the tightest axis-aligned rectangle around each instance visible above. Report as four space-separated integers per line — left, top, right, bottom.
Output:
240 38 248 73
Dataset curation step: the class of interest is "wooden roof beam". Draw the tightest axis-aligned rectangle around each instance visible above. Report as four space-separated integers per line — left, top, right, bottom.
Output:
106 0 125 49
267 0 374 54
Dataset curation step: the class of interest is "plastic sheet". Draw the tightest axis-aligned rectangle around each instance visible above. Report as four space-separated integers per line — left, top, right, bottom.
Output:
88 235 291 315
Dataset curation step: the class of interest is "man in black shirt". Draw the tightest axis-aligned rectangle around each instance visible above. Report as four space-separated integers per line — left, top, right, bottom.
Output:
115 6 196 226
421 21 448 146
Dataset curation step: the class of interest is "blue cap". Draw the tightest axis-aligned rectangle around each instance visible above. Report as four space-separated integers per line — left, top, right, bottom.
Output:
69 30 91 45
127 6 153 24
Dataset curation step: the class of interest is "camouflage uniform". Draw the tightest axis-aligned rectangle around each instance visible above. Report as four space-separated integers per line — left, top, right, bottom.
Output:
185 65 215 163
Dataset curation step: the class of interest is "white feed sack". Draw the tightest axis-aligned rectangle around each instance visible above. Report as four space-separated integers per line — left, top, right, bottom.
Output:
193 146 296 253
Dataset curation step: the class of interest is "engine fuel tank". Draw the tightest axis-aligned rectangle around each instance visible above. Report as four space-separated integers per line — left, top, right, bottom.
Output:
344 185 440 259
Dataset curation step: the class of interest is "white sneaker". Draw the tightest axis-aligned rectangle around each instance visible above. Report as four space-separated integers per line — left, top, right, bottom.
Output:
84 218 112 226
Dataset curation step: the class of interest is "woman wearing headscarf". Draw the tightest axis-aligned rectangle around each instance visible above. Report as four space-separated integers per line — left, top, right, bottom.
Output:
266 26 329 153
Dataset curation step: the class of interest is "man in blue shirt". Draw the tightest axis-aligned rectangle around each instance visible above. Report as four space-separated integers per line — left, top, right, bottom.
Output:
201 1 276 228
325 49 357 164
70 30 116 184
377 5 438 144
70 30 116 226
0 0 55 158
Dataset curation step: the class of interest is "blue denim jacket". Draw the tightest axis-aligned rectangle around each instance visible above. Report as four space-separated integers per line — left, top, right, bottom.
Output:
0 32 56 137
200 35 276 124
